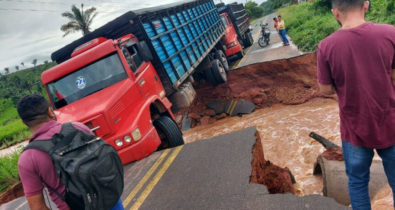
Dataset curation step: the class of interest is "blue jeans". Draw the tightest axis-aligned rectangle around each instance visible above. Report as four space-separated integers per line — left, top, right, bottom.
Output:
342 141 395 210
279 29 289 44
111 199 124 210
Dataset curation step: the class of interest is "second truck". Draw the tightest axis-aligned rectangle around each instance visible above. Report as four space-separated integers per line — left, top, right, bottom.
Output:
42 0 253 164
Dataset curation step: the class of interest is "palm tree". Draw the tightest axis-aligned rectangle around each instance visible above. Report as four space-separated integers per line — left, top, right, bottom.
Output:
32 59 37 67
20 62 24 67
61 4 98 37
4 67 9 74
15 65 19 71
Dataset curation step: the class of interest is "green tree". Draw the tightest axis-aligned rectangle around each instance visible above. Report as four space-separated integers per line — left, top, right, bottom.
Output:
245 1 264 18
61 4 98 37
15 65 19 71
4 68 9 75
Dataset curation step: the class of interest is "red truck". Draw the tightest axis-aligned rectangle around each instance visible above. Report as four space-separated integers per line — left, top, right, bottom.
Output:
42 0 252 165
217 2 253 58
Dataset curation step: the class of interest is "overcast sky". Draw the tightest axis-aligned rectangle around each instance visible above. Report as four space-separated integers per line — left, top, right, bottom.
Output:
0 0 265 73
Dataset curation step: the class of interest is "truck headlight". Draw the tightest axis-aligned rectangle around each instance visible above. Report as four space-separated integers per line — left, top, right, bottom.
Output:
115 139 123 147
132 129 141 141
124 135 132 143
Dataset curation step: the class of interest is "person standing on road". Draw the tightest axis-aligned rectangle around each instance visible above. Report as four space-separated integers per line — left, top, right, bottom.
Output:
16 94 124 210
317 0 395 209
273 17 283 42
273 17 278 32
277 15 289 46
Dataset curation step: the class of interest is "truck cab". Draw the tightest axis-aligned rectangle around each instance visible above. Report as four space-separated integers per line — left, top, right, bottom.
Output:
220 13 243 58
42 34 182 164
217 2 253 59
44 0 229 165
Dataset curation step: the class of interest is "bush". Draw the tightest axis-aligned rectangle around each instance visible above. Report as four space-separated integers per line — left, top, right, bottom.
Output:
0 151 21 192
279 0 394 52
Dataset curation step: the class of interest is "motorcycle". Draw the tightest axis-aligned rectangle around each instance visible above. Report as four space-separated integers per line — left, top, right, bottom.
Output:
258 23 270 48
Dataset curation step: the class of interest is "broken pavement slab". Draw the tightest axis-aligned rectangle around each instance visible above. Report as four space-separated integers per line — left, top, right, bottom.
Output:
124 127 349 210
1 127 349 210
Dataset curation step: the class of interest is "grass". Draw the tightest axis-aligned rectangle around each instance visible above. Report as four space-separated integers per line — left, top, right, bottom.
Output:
278 3 339 52
278 0 395 52
0 151 21 193
0 99 30 149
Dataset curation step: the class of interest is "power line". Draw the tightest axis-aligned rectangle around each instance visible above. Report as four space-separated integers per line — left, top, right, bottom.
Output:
0 7 113 13
0 0 126 5
0 7 61 12
0 0 69 5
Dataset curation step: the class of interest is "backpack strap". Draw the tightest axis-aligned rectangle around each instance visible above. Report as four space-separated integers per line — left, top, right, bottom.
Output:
24 139 54 153
23 123 76 154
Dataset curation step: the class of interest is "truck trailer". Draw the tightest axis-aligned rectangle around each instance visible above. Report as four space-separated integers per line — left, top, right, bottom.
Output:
42 0 251 164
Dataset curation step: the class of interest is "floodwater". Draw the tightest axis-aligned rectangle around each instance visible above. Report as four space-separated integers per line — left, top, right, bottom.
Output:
183 98 393 209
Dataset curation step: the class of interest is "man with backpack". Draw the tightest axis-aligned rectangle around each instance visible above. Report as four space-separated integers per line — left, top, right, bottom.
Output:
17 94 124 210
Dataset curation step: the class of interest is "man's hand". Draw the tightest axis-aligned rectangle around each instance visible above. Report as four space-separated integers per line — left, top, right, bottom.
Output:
26 193 50 210
319 83 335 96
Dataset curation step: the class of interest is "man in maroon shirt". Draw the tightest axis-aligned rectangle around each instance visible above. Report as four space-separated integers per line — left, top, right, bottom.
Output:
17 94 124 210
317 0 395 209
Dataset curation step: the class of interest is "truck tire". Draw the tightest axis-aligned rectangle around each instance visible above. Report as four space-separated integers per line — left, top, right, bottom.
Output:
211 59 227 84
205 66 218 86
154 116 184 149
244 31 253 47
215 50 229 72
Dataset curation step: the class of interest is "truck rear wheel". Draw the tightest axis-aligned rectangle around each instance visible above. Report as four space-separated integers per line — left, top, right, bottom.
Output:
210 59 227 85
154 116 184 149
215 50 229 72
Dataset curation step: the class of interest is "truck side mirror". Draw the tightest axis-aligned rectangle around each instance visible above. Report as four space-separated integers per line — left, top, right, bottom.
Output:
137 41 153 62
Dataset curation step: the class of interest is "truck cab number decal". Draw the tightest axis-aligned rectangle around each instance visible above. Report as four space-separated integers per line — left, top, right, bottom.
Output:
76 76 87 89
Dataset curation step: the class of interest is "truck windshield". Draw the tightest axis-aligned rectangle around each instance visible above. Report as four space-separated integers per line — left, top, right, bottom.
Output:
47 53 128 109
221 16 228 27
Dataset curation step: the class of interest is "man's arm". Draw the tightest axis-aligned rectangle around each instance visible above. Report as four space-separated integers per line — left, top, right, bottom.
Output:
26 193 50 210
392 68 395 86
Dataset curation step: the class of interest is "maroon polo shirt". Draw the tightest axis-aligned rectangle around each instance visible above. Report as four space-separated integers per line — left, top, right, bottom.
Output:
18 120 93 210
317 22 395 149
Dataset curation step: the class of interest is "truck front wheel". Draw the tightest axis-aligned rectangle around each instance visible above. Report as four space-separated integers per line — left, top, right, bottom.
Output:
210 59 227 85
154 116 184 149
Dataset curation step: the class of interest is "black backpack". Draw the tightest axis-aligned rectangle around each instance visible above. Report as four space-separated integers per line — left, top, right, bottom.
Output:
24 123 124 210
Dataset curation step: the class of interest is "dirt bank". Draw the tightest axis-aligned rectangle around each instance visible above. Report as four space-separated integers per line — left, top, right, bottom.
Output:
251 132 294 194
178 53 329 127
0 182 23 205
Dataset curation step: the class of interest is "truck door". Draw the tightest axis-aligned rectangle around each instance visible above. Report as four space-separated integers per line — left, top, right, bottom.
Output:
121 40 161 99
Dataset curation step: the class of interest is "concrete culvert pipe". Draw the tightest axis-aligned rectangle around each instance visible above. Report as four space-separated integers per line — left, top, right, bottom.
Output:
313 156 388 206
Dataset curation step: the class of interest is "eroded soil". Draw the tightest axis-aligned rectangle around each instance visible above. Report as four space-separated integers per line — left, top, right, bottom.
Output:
176 53 337 127
251 131 294 194
0 182 23 205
